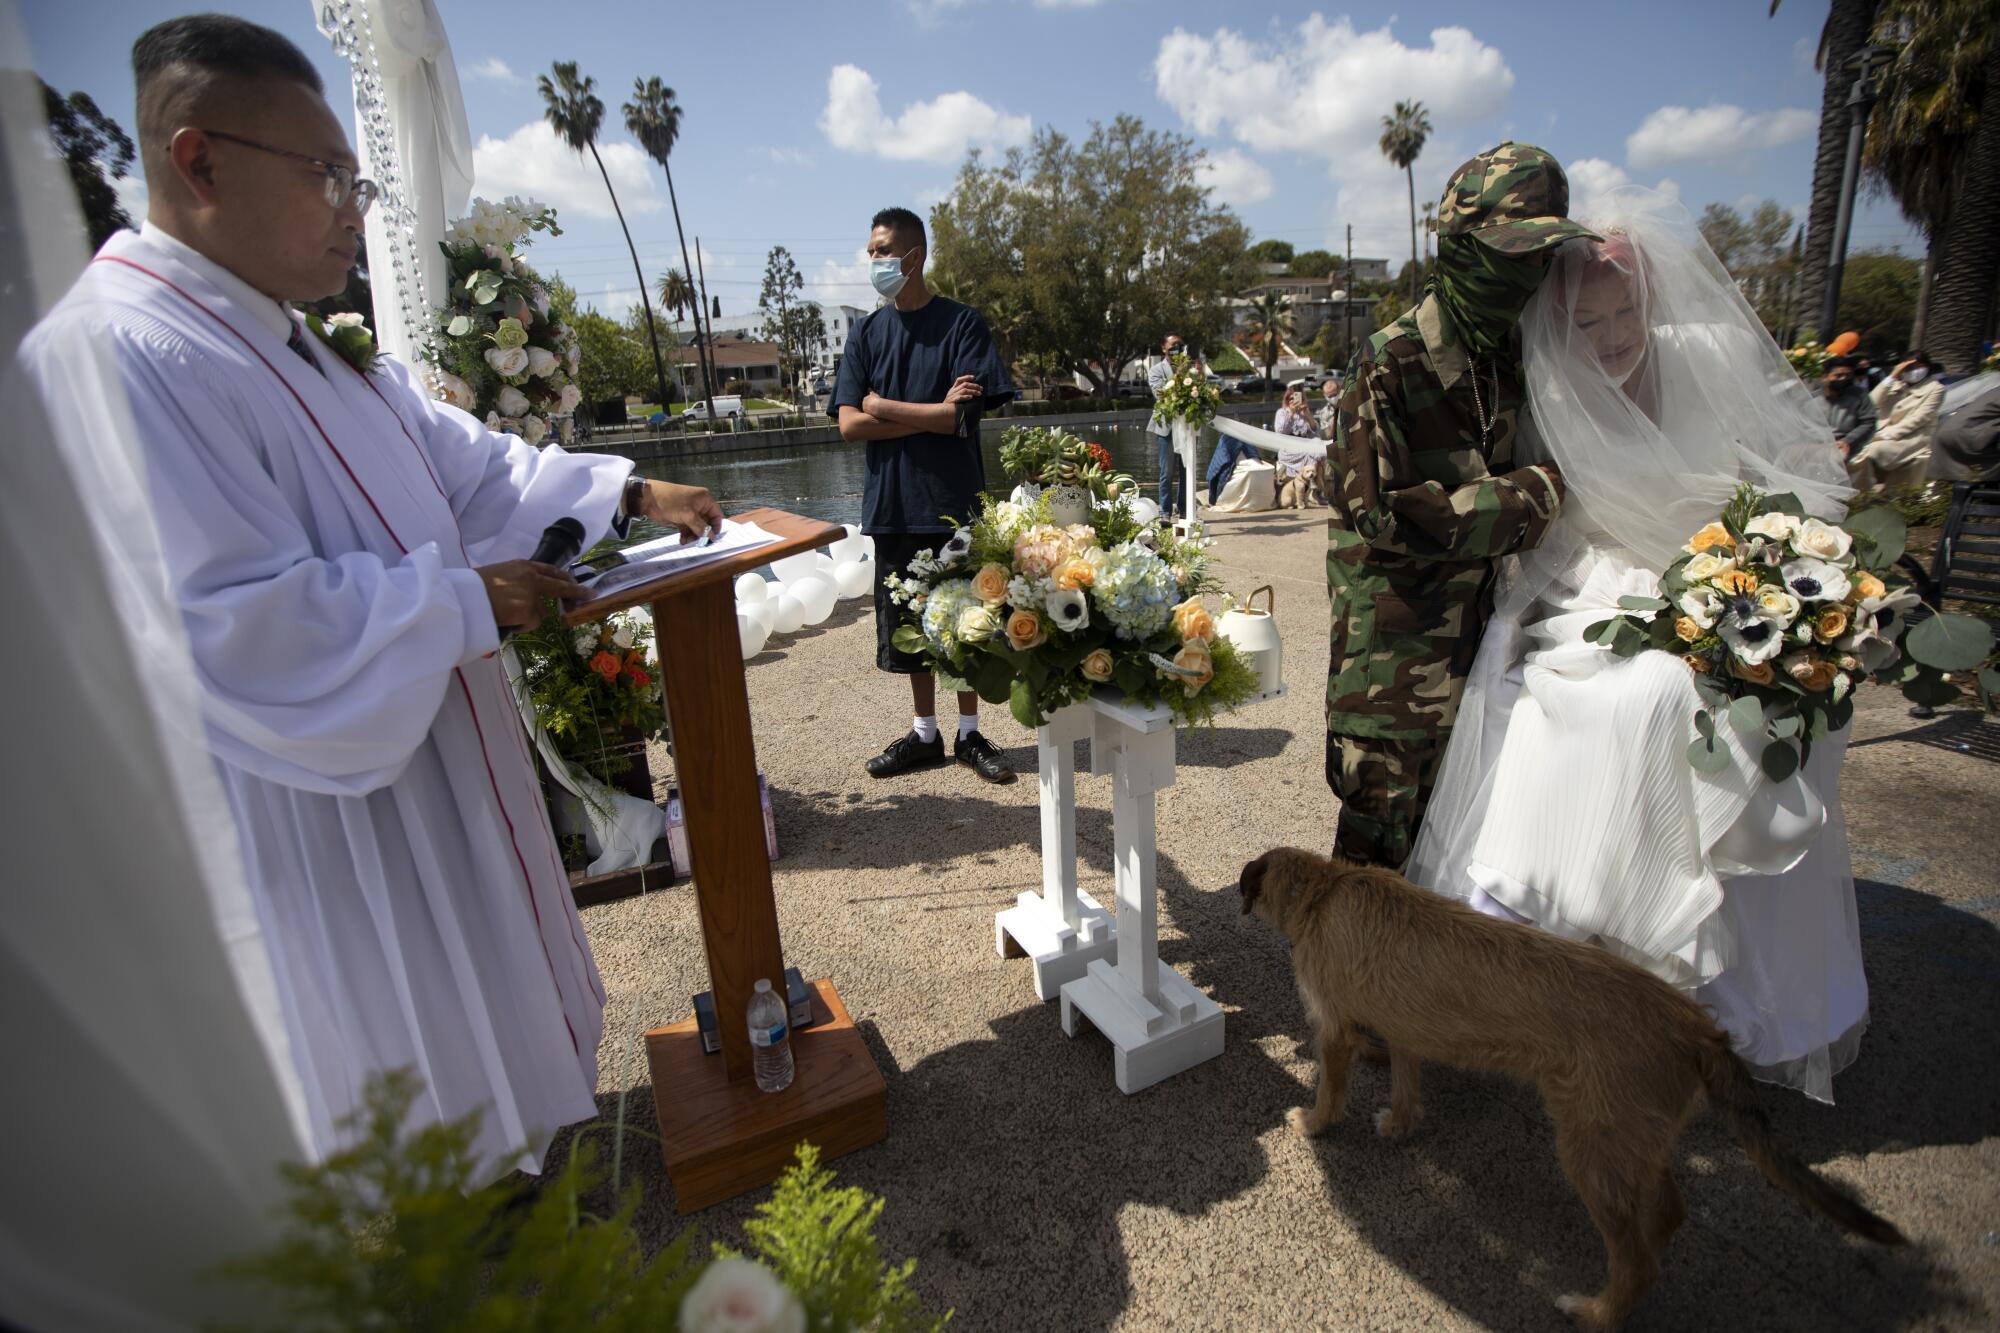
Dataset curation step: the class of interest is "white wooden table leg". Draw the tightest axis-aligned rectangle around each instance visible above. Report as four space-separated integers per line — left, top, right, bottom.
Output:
1038 714 1081 929
995 704 1112 999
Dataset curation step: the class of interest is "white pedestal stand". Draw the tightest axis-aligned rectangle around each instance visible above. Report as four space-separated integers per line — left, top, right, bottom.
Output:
1056 693 1224 1094
1170 418 1201 539
995 703 1117 999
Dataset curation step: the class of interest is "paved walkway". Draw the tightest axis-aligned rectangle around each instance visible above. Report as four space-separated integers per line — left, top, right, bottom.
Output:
576 505 2000 1331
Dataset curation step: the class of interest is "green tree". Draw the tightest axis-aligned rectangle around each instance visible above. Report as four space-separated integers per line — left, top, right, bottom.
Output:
1290 248 1338 279
572 307 649 408
1242 290 1293 382
537 62 671 410
757 245 806 400
1245 239 1295 267
1833 249 1921 356
41 80 134 248
624 76 717 418
929 115 1251 394
1699 199 1801 336
1379 99 1433 304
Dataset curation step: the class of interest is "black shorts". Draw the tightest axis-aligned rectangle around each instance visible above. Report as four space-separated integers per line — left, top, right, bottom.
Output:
871 531 948 674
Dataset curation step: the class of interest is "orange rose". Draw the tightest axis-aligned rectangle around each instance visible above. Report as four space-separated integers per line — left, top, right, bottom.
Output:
1080 648 1115 683
1814 607 1849 642
1851 571 1886 601
1054 556 1096 591
1716 569 1760 595
1005 608 1047 652
589 650 622 682
1674 616 1701 642
1170 639 1215 695
1687 522 1736 554
1730 657 1775 686
971 562 1011 604
1171 596 1217 643
1787 655 1839 692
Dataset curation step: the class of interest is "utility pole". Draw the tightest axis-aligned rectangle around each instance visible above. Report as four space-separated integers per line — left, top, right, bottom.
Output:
1821 44 1893 339
694 235 719 425
1345 224 1355 366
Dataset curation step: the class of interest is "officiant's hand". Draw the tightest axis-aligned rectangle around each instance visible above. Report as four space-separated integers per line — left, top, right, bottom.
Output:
480 560 587 633
638 480 725 541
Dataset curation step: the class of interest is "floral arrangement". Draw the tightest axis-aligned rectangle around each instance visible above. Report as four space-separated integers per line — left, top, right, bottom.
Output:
996 425 1129 494
511 605 664 788
1151 352 1221 429
428 196 583 446
1784 340 1828 382
303 309 378 376
886 491 1259 728
1586 484 1993 780
217 1070 947 1333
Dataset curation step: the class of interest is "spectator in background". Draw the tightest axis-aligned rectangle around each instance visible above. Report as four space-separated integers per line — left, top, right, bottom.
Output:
1822 356 1878 466
1854 355 1885 393
1316 375 1341 434
1273 386 1322 508
1148 332 1188 519
1851 351 1945 491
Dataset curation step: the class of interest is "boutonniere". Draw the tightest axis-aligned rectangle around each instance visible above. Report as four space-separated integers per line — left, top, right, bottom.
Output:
303 310 380 376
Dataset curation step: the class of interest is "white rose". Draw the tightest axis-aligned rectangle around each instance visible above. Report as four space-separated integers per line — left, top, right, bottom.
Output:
557 382 583 414
1744 512 1800 544
496 384 532 417
610 617 635 650
518 413 549 445
1684 552 1731 583
1793 517 1853 562
433 371 477 412
525 346 560 378
328 311 366 329
679 1258 804 1333
1753 585 1802 624
1678 588 1722 630
530 285 551 316
485 345 530 378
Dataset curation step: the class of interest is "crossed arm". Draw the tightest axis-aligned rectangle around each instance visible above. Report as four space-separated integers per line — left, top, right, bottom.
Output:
837 375 984 441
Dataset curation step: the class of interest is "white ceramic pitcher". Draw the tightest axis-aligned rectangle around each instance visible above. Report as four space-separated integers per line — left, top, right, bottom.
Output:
1217 585 1282 697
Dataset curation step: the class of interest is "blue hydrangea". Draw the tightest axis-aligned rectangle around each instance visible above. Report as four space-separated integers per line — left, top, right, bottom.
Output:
1089 542 1177 640
921 579 977 654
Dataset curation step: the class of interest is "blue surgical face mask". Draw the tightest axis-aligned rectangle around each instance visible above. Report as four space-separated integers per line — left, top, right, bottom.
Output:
870 248 916 301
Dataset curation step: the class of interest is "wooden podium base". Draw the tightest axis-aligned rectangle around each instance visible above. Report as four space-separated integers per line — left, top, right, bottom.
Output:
644 978 886 1213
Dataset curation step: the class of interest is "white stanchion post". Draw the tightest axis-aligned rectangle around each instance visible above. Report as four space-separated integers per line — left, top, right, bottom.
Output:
995 704 1115 999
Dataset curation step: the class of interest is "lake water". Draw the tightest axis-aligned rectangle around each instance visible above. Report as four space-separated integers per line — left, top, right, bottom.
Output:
632 421 1183 530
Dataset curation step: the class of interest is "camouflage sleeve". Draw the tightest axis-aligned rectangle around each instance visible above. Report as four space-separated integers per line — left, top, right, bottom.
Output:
1331 356 1566 563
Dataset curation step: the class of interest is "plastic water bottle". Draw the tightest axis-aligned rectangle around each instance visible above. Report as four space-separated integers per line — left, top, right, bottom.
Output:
748 978 794 1092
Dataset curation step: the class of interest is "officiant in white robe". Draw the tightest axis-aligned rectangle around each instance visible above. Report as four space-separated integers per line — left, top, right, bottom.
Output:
19 14 721 1176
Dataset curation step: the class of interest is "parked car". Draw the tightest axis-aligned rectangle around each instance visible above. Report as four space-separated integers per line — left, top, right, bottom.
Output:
1044 384 1091 402
682 395 746 420
1234 376 1278 396
1113 382 1153 401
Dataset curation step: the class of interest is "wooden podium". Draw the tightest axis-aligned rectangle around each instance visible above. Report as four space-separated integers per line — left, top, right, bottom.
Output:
564 507 886 1211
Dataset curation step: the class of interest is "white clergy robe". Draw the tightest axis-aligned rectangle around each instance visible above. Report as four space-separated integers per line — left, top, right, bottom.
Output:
21 227 632 1175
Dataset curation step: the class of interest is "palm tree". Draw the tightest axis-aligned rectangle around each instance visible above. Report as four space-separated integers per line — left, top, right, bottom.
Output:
655 268 696 400
1379 100 1433 305
1919 29 1999 373
537 62 671 412
625 77 716 420
1242 290 1294 385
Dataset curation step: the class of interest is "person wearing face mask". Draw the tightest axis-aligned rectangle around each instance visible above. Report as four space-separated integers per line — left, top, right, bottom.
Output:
832 206 1018 783
1851 351 1944 491
1147 333 1193 518
1820 358 1878 465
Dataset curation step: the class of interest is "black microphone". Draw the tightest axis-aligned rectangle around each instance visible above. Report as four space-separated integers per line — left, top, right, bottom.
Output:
527 517 586 570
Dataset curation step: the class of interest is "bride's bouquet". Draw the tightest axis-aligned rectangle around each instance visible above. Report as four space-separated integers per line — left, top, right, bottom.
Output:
1586 484 1992 782
885 491 1259 729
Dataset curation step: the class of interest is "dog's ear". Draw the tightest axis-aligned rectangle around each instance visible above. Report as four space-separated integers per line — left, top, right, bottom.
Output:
1238 853 1270 915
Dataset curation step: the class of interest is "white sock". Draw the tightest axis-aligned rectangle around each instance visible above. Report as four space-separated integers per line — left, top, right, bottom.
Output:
958 713 980 740
911 715 939 743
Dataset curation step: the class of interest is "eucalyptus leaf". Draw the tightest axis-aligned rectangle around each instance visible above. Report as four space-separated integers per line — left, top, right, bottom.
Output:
1585 618 1618 645
1769 713 1802 738
1009 678 1043 730
1843 506 1908 565
1728 696 1765 736
1610 622 1646 657
1760 739 1800 783
1692 677 1727 709
1764 492 1806 518
1617 594 1669 612
446 314 471 337
1907 613 1996 672
1695 709 1715 740
1980 667 2000 699
1687 734 1732 774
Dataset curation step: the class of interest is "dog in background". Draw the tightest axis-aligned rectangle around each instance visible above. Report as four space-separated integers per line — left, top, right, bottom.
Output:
1238 847 1904 1331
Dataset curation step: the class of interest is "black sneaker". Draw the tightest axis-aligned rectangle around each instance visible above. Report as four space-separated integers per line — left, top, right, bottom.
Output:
867 730 946 778
954 730 1015 784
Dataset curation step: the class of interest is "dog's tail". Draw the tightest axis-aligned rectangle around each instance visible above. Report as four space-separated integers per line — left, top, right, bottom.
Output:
1697 1035 1905 1246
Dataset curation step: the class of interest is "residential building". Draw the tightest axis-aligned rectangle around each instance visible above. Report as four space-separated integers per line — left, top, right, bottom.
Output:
666 333 785 395
705 303 870 378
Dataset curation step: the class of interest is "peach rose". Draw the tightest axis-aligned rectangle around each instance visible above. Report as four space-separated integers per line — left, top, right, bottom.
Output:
971 562 1011 604
1005 607 1047 652
1716 568 1760 596
1814 607 1849 642
589 650 622 682
1730 656 1775 686
1687 522 1736 554
1170 596 1217 643
1851 570 1886 601
1053 556 1096 591
1080 648 1115 683
1674 616 1702 643
1787 655 1839 692
1170 639 1215 695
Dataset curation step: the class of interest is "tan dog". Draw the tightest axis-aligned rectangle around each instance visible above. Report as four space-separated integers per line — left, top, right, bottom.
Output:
1239 848 1904 1331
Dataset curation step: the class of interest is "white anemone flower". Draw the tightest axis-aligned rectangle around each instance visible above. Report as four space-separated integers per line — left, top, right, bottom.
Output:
1780 557 1851 603
1717 597 1788 664
1044 585 1090 632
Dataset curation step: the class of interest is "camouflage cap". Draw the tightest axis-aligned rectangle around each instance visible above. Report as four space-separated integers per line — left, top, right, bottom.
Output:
1437 141 1600 256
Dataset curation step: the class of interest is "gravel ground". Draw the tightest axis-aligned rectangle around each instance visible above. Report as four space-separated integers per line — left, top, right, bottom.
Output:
569 505 2000 1332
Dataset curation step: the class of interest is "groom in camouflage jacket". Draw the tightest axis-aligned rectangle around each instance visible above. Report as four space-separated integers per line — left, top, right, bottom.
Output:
1325 142 1597 868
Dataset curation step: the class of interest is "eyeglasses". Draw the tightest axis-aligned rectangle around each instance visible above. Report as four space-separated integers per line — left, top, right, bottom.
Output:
199 129 378 216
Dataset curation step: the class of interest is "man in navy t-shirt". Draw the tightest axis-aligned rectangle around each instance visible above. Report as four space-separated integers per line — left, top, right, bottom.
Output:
831 206 1016 782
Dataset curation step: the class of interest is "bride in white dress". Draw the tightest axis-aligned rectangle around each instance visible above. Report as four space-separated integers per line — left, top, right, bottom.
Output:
1405 188 1868 1103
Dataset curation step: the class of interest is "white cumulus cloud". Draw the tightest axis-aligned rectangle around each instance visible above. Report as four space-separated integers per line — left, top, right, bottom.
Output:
471 121 661 219
1563 158 1680 225
819 64 1031 164
1154 17 1513 174
767 146 814 167
1626 104 1816 170
1196 148 1274 206
465 57 523 84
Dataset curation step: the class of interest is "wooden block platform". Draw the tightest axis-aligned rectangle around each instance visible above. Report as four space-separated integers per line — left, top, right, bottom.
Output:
644 977 886 1213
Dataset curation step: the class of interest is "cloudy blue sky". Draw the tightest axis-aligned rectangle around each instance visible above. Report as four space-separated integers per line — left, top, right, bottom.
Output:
24 0 1921 322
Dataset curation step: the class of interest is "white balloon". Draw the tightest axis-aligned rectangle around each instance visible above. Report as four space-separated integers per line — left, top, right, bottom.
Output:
828 524 865 563
1129 497 1162 527
771 552 819 584
790 573 837 625
832 559 872 598
742 599 775 635
771 591 807 635
734 573 769 603
860 534 876 560
736 606 771 660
